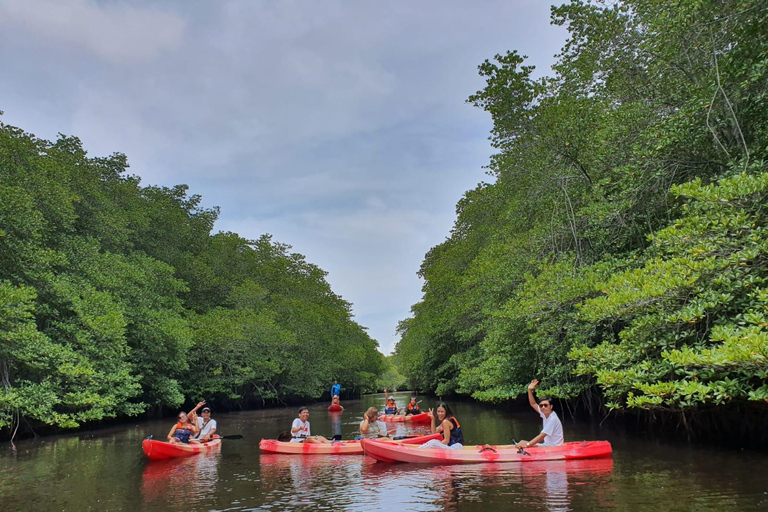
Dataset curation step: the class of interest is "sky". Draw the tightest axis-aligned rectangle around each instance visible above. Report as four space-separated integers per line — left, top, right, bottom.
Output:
0 0 567 355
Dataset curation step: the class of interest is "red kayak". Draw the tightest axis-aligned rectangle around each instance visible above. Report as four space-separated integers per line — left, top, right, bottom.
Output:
361 440 612 464
259 433 442 455
328 404 343 412
378 412 430 423
142 437 222 460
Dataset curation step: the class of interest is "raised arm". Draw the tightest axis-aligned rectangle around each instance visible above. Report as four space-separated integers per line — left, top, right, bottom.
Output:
383 388 389 401
187 400 206 417
527 379 540 412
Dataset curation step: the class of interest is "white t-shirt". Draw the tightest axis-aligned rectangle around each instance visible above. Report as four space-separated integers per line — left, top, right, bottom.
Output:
538 407 564 446
195 417 217 439
291 418 310 442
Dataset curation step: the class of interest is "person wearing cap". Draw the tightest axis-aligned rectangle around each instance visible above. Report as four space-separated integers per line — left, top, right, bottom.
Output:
188 400 218 443
382 388 401 415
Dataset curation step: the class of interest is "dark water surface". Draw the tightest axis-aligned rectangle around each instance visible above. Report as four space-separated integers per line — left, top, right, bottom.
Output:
1 392 766 511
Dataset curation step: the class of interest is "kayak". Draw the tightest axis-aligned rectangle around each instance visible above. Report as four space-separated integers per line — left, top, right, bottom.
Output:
361 440 612 464
328 404 343 412
378 412 430 423
142 437 222 460
259 433 442 455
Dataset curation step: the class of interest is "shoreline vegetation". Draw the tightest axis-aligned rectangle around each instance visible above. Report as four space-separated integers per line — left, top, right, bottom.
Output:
394 0 768 449
3 0 768 448
0 117 387 442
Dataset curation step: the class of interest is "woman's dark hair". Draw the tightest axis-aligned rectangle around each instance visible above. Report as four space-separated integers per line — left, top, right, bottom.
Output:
436 402 455 419
538 397 554 406
298 406 309 414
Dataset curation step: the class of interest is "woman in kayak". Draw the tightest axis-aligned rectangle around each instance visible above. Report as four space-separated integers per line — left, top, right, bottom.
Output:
404 396 421 416
290 407 331 444
359 407 396 439
167 411 199 444
420 402 464 449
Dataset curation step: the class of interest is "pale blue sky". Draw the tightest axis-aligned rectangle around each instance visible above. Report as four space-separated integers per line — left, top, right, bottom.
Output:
0 0 566 354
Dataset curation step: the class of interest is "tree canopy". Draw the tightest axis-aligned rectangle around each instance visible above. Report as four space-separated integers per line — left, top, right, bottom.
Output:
0 118 384 437
395 0 768 430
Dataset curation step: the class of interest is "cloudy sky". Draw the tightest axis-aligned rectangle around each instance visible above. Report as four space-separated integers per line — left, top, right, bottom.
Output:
0 0 566 355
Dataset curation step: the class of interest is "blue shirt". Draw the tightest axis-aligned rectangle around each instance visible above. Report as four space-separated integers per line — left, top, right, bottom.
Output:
331 384 341 396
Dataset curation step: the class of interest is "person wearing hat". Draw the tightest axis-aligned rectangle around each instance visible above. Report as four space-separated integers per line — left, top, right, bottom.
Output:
188 400 218 443
382 388 401 415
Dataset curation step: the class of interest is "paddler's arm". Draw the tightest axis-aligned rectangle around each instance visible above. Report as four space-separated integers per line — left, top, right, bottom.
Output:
518 432 546 448
167 424 178 442
527 379 540 412
427 408 437 433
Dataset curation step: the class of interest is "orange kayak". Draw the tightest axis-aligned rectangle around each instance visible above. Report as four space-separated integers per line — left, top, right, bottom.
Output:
378 412 430 423
361 440 612 464
142 437 222 460
259 433 442 455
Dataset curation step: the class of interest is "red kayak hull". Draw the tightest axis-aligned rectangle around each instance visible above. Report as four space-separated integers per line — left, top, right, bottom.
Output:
328 404 344 412
259 433 442 455
378 412 430 423
142 438 222 460
361 440 612 464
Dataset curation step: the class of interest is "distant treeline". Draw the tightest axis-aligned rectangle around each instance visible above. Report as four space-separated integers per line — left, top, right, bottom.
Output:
395 0 768 440
0 118 384 438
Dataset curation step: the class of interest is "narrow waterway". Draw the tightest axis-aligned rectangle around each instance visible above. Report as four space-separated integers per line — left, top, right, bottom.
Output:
1 392 766 511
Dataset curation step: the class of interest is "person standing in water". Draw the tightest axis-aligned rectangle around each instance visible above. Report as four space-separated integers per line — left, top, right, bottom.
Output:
331 380 341 398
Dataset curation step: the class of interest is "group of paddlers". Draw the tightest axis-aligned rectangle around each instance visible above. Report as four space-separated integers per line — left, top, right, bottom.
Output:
287 379 563 450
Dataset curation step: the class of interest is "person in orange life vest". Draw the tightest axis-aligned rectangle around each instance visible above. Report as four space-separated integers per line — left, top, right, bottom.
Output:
382 388 400 415
420 403 464 449
330 395 343 409
167 411 199 444
291 407 331 444
187 401 217 443
404 396 421 416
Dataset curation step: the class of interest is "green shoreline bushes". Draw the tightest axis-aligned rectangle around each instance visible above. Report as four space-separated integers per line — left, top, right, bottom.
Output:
0 119 384 438
395 0 768 437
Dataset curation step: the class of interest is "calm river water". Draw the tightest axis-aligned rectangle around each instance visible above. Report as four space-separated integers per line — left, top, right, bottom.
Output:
1 392 766 511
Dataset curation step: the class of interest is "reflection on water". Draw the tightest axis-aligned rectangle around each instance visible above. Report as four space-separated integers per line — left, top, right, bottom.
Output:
1 394 767 511
141 450 220 505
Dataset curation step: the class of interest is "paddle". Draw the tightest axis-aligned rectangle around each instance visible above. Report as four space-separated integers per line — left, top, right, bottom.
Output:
217 434 243 440
511 439 531 456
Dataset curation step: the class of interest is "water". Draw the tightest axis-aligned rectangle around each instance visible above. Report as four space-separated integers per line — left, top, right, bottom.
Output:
1 392 766 511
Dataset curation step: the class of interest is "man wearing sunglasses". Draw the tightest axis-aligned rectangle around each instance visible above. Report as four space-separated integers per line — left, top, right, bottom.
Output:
516 379 564 449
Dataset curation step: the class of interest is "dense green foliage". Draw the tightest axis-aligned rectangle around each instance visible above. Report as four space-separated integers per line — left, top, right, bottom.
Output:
0 120 384 436
396 0 768 421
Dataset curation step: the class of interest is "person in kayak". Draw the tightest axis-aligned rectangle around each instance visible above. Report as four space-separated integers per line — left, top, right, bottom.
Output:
330 394 343 409
382 388 400 415
515 379 564 449
404 396 421 416
167 411 199 444
420 403 464 449
291 407 331 444
359 407 396 439
331 380 341 398
187 401 217 443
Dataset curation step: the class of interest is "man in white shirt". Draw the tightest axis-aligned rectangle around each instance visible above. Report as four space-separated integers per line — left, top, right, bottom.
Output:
188 401 218 443
516 379 564 448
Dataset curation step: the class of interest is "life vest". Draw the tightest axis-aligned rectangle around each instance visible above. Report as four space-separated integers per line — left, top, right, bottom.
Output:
173 422 194 444
407 402 420 414
384 403 398 415
438 417 464 446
